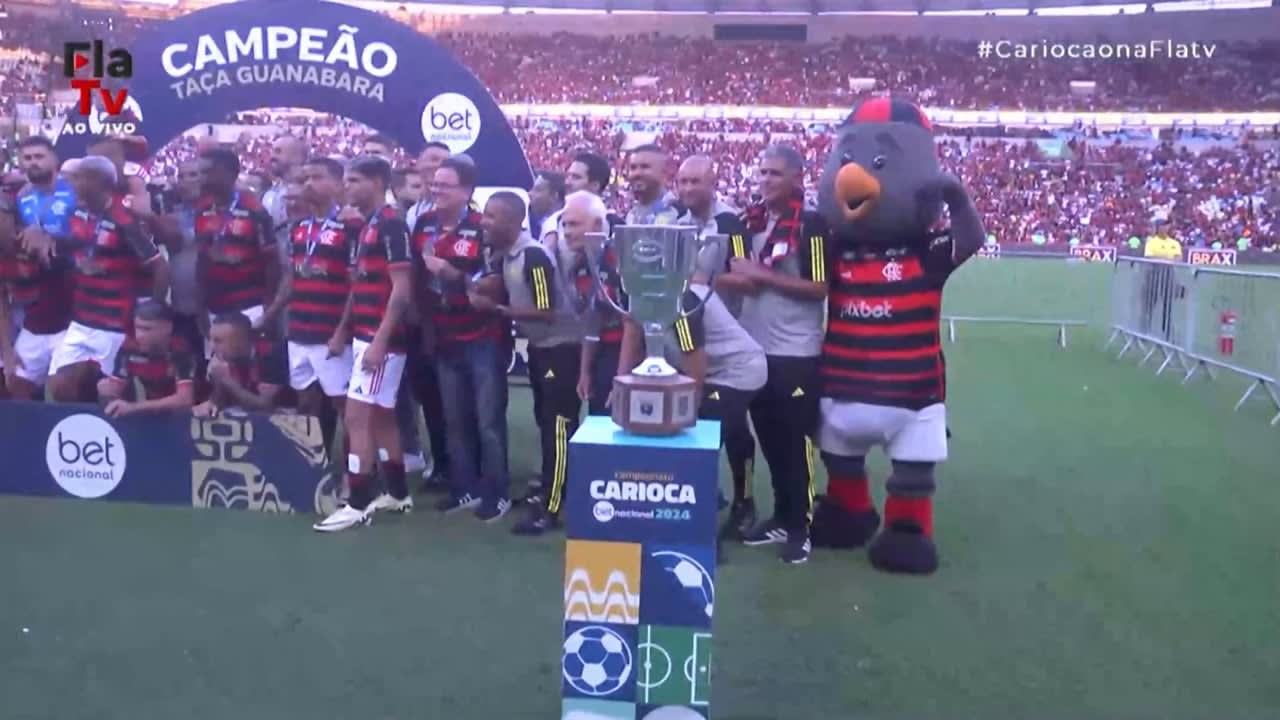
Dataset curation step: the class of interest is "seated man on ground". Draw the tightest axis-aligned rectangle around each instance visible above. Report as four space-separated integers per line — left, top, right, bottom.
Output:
97 300 196 417
193 311 286 417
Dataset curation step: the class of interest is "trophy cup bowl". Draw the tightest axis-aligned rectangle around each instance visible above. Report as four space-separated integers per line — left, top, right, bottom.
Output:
585 225 725 436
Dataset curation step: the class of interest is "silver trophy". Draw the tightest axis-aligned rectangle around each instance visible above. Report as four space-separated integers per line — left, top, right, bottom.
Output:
585 224 725 435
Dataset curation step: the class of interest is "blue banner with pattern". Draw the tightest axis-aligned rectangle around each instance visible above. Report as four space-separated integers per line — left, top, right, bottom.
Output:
0 401 338 514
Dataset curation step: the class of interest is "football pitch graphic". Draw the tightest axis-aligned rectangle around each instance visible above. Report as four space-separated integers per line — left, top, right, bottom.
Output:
635 625 713 707
2 260 1277 719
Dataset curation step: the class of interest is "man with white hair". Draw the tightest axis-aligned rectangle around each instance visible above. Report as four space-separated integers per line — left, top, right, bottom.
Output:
556 190 622 417
48 155 169 402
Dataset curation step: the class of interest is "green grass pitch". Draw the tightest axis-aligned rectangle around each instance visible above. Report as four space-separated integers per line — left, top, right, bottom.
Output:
1 259 1277 720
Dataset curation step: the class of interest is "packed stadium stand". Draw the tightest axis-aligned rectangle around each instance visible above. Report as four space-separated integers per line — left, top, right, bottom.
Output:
0 0 1277 249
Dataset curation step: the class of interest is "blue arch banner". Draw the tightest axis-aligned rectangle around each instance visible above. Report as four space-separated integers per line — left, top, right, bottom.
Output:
53 0 532 188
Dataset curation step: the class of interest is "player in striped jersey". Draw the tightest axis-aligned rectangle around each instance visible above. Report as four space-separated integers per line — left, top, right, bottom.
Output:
278 157 355 466
48 156 169 403
193 148 279 335
315 157 414 533
97 300 195 417
809 97 985 575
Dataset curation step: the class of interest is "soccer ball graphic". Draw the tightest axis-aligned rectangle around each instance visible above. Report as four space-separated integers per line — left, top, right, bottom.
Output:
563 626 633 696
653 551 715 619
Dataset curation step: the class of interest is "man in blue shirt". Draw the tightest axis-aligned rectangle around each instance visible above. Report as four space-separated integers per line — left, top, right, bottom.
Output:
4 137 77 398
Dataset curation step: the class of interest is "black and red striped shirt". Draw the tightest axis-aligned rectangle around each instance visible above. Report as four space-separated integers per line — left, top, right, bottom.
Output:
226 335 289 394
195 192 275 313
16 262 74 335
821 238 961 410
564 245 624 345
116 189 153 299
351 206 411 352
412 208 502 346
110 336 196 399
287 211 355 345
66 198 160 332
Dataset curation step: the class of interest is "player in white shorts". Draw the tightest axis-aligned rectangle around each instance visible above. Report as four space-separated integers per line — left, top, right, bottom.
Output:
280 157 356 464
48 156 168 402
314 157 414 533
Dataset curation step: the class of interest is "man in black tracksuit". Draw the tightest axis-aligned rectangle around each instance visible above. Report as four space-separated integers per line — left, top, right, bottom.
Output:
469 192 582 537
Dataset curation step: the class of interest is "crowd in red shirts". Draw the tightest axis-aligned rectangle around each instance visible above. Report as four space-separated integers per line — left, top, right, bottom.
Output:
3 7 1280 110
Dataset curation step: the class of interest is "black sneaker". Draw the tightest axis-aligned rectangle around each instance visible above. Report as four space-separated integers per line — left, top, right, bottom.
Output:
720 498 758 540
512 507 559 536
780 532 812 565
475 498 512 523
436 492 481 514
419 470 449 495
741 518 789 546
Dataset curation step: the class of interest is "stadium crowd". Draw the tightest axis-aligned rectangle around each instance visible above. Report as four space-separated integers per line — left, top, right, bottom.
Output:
110 117 1277 251
3 7 1280 110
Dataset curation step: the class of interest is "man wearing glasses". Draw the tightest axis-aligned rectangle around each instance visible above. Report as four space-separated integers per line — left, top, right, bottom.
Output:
412 158 511 523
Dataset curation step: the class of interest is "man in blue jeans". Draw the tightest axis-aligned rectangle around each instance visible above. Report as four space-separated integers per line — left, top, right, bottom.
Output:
411 157 510 523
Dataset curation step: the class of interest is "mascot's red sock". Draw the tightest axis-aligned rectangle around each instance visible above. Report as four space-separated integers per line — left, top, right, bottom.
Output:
869 492 939 575
884 495 933 536
811 458 882 550
828 474 874 514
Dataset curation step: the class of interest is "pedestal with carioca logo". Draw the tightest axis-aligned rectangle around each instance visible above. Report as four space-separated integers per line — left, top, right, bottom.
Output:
561 416 720 720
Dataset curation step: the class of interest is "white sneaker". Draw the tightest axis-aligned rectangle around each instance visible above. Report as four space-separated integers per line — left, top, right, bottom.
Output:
313 504 371 532
368 493 414 514
403 452 427 475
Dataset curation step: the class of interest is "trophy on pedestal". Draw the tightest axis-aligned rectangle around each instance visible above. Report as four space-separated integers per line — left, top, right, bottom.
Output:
585 224 725 436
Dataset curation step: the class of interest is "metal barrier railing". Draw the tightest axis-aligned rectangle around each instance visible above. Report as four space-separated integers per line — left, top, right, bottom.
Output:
1105 257 1280 426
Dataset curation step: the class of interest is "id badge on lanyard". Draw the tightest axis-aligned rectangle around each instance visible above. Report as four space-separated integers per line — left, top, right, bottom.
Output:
299 207 339 278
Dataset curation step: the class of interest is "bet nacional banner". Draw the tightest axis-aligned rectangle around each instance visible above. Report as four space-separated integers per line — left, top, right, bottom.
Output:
0 401 339 514
53 0 532 189
561 417 720 720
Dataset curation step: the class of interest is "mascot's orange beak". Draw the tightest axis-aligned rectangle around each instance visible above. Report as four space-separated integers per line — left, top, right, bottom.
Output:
834 162 881 224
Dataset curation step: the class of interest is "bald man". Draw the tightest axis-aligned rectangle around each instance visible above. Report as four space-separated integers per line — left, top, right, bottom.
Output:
263 135 309 227
674 155 761 539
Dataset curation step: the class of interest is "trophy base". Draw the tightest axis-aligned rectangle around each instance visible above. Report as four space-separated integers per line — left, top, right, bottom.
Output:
611 373 700 436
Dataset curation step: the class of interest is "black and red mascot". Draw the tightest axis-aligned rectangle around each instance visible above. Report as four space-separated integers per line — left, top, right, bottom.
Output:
809 98 985 575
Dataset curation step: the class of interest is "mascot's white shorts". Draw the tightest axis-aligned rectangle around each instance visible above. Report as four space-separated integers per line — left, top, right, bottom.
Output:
818 399 948 463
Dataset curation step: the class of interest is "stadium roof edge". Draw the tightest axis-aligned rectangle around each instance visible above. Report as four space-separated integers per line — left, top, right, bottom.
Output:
325 0 1272 15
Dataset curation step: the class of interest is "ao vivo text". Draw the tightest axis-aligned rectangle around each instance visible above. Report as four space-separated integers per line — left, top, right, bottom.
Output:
63 40 133 117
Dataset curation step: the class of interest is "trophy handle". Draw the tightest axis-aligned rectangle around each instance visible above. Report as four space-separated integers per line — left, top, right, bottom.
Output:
679 232 728 319
584 231 630 318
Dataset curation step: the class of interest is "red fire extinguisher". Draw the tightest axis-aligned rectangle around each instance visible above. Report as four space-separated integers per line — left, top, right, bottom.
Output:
1219 309 1237 356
